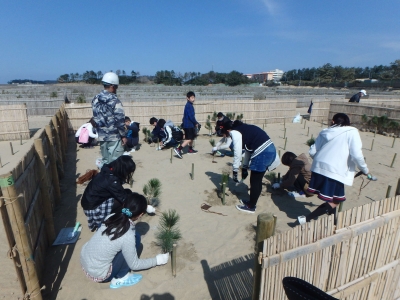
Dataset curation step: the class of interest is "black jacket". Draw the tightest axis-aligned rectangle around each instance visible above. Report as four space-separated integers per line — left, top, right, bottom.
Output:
81 165 127 210
349 93 361 103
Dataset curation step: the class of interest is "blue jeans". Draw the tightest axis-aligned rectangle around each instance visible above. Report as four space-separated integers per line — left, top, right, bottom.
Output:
249 144 276 172
102 234 141 282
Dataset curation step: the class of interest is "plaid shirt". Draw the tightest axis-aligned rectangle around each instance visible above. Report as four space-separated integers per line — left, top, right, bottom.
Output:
83 198 114 231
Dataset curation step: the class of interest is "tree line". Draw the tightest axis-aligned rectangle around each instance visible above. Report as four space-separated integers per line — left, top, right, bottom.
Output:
10 59 399 87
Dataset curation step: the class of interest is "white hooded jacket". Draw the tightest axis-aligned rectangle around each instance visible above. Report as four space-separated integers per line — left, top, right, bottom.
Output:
309 126 368 186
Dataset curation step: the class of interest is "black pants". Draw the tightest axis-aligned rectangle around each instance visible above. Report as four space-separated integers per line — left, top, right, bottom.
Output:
248 170 266 208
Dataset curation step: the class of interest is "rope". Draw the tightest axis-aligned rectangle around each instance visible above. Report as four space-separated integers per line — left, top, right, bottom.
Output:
0 193 24 206
201 203 227 216
23 284 46 300
358 177 372 196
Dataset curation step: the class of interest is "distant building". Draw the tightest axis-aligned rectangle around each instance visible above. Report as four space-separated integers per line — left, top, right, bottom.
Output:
245 69 284 83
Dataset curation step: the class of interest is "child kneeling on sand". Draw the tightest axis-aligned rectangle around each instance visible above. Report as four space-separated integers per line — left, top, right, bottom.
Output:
272 152 313 198
80 192 169 289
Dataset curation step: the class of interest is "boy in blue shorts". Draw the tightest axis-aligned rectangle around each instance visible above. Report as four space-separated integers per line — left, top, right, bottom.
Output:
174 91 199 158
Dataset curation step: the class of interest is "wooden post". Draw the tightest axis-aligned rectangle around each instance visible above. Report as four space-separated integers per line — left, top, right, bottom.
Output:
386 185 392 198
307 127 310 136
34 139 56 243
252 213 276 300
171 243 177 277
10 142 14 155
283 128 286 139
278 150 281 158
56 112 67 162
283 118 286 128
221 182 226 205
0 173 43 300
284 137 287 150
304 120 306 129
301 118 303 124
262 124 265 131
45 125 61 205
371 139 374 151
20 134 22 145
156 138 159 150
392 137 396 148
51 118 64 178
191 163 194 180
170 148 173 163
395 179 400 196
390 153 397 168
311 134 313 140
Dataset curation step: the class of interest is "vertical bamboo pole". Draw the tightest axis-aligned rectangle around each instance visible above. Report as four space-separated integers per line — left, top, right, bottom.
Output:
304 120 306 129
386 185 392 198
20 134 22 145
395 178 400 196
45 125 61 206
56 112 67 162
390 153 397 168
252 213 275 300
301 118 303 124
0 173 43 300
284 137 287 150
171 244 177 277
10 142 14 155
170 148 173 163
34 139 56 243
191 163 194 180
51 118 64 178
392 137 396 148
222 182 226 205
278 150 281 158
371 139 374 151
307 127 310 136
283 128 286 139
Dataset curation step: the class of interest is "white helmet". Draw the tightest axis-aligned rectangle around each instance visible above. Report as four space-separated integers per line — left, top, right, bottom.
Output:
102 72 119 86
360 89 367 96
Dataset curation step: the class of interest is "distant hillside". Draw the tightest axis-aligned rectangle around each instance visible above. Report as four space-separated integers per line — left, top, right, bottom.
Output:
8 79 57 84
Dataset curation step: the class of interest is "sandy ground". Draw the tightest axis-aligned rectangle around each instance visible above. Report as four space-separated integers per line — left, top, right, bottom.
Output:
1 114 400 299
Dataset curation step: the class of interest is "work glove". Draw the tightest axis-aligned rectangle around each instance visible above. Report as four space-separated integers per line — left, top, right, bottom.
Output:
242 168 249 180
146 205 156 214
156 253 169 265
212 147 218 152
232 171 239 183
272 183 280 189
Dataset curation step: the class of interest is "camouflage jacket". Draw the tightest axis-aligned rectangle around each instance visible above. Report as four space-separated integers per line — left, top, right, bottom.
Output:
91 90 125 141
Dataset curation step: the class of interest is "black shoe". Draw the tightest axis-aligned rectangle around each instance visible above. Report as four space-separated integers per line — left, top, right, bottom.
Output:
188 148 198 154
174 147 183 159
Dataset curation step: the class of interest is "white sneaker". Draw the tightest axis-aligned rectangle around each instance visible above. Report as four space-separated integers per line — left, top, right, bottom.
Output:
298 215 306 225
130 148 136 152
123 151 131 156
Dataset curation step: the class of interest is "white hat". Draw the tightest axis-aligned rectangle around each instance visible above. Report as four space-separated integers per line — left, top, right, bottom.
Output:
102 72 119 85
360 89 367 96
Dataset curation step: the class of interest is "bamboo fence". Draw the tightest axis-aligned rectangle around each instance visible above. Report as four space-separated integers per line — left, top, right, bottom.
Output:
0 105 67 300
0 104 30 141
0 99 65 116
65 99 298 131
258 196 400 300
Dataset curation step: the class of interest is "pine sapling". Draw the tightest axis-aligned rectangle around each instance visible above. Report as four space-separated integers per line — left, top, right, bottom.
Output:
211 111 217 122
204 115 212 136
143 178 162 207
306 137 315 147
156 209 182 253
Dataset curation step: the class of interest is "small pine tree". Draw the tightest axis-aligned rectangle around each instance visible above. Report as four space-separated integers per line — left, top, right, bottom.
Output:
143 178 162 207
306 137 315 146
211 111 217 122
204 115 212 135
236 113 244 121
156 209 182 253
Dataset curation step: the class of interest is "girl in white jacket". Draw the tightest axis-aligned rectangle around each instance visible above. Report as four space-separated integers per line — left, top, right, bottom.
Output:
302 113 369 224
75 118 99 148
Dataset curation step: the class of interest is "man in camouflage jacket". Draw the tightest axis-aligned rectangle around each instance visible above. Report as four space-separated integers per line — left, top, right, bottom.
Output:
92 72 126 166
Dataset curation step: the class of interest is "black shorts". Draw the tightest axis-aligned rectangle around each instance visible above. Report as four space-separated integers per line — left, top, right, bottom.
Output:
183 127 197 140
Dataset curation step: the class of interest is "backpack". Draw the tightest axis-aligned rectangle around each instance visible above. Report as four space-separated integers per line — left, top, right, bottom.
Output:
79 127 90 143
171 126 183 142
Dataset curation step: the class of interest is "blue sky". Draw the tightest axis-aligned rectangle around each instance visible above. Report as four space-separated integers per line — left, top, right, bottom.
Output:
1 0 399 83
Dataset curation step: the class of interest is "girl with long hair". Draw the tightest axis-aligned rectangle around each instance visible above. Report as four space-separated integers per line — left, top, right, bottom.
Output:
80 192 169 289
